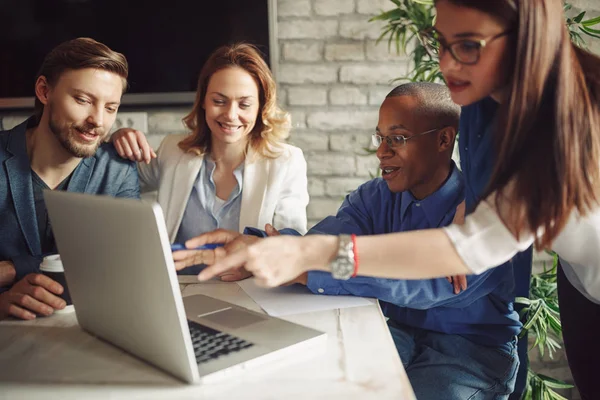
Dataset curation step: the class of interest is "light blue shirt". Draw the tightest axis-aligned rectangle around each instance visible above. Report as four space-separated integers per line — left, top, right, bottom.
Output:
176 156 243 273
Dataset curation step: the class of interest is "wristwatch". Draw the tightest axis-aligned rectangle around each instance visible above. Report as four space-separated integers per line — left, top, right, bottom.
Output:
329 234 355 280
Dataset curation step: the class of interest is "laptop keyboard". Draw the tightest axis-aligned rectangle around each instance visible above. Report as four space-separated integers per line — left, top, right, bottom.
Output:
188 320 255 364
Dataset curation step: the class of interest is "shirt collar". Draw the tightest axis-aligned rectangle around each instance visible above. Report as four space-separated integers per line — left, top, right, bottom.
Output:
400 161 464 227
204 156 245 200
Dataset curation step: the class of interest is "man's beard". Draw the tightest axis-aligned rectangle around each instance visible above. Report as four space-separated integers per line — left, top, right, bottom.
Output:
48 108 105 158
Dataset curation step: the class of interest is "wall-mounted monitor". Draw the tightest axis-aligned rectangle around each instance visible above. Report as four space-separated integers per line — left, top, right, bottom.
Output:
0 0 272 109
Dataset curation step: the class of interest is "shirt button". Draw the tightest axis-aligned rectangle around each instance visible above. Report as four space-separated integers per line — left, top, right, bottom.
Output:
318 288 325 293
465 147 468 151
415 203 421 207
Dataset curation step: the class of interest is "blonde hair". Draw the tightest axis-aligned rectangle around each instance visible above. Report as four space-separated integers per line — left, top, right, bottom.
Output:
179 43 290 159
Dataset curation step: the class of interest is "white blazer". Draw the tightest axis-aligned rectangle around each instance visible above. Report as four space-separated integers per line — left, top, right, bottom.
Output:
138 134 309 242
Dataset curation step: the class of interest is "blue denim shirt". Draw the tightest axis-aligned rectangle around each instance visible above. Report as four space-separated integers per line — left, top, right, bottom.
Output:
284 162 521 346
459 97 533 324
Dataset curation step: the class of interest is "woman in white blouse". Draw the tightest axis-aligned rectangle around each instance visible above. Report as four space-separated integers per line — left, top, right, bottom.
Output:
196 2 600 396
112 43 308 278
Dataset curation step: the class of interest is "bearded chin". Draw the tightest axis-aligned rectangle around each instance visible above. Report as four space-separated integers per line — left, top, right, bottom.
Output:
48 111 101 158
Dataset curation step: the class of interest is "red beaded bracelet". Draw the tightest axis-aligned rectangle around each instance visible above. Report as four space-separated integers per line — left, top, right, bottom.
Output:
350 234 359 277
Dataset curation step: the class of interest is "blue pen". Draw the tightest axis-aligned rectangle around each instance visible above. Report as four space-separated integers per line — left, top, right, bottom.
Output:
171 243 224 251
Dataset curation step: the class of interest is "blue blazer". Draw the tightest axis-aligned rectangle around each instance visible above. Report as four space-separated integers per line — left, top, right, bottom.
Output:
0 119 140 289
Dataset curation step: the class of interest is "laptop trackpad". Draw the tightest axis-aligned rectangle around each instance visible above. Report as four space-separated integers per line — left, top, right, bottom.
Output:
200 308 267 330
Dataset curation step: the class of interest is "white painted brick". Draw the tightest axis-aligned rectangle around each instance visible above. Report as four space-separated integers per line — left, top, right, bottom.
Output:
314 0 355 16
288 86 328 106
357 0 395 15
288 132 329 151
368 86 394 106
305 152 356 176
589 39 600 56
278 87 288 106
146 133 167 150
307 110 378 131
289 110 307 129
339 19 385 40
147 111 188 134
279 20 338 39
324 43 365 61
307 198 345 220
355 153 380 177
0 115 28 130
365 40 410 61
278 0 311 17
340 64 406 85
568 0 600 14
325 177 367 197
278 64 338 84
330 132 372 152
452 141 461 168
329 87 368 105
308 177 327 197
282 42 323 62
307 219 321 229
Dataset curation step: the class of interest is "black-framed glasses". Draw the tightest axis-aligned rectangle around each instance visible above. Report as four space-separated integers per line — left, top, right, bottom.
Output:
418 28 512 65
372 128 440 149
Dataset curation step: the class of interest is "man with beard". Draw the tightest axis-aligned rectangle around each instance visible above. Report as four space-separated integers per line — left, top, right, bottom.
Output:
0 38 139 320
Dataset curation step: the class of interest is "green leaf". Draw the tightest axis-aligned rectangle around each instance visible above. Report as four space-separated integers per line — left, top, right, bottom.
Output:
581 26 600 38
537 374 574 389
582 15 600 26
573 11 586 23
515 296 531 305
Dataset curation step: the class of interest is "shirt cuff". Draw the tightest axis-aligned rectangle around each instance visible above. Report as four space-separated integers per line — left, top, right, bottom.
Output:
443 200 534 274
306 271 344 295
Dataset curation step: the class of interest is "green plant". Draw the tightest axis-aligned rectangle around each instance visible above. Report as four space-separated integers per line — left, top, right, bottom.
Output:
517 253 574 400
370 0 441 82
372 1 600 398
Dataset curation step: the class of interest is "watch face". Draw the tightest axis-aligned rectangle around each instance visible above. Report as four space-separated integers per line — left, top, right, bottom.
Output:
332 258 354 280
331 234 355 280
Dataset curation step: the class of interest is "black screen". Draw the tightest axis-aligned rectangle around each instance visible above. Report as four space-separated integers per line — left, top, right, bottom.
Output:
0 0 270 105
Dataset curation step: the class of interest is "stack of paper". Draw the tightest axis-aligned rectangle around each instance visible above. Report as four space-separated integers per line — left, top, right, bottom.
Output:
237 278 374 317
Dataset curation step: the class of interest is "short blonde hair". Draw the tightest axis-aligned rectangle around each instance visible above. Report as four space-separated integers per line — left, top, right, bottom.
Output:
179 43 290 158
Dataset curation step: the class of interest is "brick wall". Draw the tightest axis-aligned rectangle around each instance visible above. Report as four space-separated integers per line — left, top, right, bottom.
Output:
277 0 407 226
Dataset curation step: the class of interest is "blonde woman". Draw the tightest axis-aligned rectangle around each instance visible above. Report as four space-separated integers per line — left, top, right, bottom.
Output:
112 43 308 278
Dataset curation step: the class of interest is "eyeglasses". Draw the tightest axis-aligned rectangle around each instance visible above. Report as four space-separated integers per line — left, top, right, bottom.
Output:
418 28 512 65
372 128 440 149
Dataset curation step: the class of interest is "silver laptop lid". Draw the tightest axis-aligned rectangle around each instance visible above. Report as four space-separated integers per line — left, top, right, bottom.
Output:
44 191 200 383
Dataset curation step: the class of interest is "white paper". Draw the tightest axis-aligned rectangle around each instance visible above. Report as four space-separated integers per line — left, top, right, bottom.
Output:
237 278 374 316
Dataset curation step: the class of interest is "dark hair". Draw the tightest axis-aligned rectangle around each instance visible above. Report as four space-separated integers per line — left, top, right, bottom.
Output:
34 37 128 124
439 0 600 249
387 82 461 131
179 42 289 158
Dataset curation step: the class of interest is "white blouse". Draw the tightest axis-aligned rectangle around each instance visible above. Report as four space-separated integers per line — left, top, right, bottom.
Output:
444 201 600 304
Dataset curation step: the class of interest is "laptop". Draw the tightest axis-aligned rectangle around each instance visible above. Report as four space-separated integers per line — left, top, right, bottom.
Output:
44 190 326 384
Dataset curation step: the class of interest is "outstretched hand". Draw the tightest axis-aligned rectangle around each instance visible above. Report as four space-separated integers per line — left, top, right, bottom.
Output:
197 234 337 287
173 224 283 282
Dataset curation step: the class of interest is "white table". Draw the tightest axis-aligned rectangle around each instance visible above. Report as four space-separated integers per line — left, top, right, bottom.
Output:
0 278 415 399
